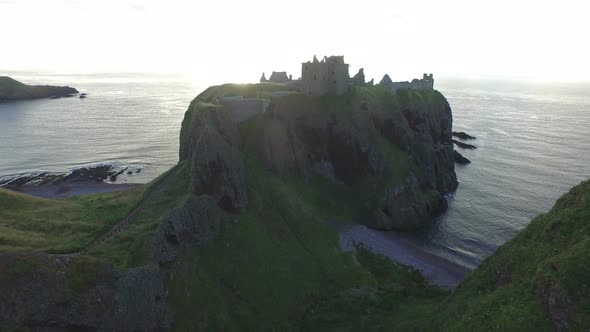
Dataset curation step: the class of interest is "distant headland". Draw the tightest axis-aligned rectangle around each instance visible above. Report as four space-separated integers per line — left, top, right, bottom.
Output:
0 76 78 102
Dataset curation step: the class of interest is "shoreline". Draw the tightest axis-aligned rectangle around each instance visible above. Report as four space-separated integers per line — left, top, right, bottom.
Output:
338 223 471 289
3 181 142 199
0 163 146 198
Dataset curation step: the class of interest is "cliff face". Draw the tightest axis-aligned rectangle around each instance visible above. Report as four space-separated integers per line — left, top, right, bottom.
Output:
179 84 457 230
0 76 78 101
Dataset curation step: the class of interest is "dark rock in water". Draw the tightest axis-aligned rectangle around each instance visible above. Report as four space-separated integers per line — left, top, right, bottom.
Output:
79 95 87 99
59 165 115 183
0 76 78 102
153 195 227 264
452 131 476 140
0 164 144 193
80 93 87 96
135 168 142 173
0 172 59 189
108 168 127 182
453 139 477 150
454 150 471 164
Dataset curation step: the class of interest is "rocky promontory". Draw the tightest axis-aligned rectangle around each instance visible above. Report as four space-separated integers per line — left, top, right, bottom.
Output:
2 81 589 331
179 84 458 230
0 76 78 101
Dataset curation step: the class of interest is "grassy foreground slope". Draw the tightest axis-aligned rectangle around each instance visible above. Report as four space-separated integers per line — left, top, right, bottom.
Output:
429 179 590 330
303 179 590 331
0 161 192 263
166 152 445 330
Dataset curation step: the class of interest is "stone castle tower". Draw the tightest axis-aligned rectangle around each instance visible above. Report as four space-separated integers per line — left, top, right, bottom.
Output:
300 55 349 96
422 73 434 89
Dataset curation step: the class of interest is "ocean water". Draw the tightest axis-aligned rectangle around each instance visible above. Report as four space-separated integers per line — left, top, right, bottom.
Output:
0 73 588 268
410 79 590 268
0 72 201 183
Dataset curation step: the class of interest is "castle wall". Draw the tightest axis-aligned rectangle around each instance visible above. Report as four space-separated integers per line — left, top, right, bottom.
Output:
385 73 434 91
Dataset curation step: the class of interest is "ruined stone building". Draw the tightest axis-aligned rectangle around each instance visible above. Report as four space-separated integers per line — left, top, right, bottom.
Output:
380 73 434 91
300 55 350 96
257 56 434 96
260 71 292 84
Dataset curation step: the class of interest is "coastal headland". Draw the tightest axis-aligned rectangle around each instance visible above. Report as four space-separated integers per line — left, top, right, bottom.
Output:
0 72 587 330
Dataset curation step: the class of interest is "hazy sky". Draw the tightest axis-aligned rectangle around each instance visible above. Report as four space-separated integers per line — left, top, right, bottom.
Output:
1 0 589 83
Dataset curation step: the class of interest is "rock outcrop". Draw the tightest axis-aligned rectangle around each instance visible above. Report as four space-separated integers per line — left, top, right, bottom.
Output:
374 175 448 230
453 139 477 150
452 131 476 140
454 150 471 164
153 195 227 264
0 254 170 331
179 102 248 213
0 76 78 101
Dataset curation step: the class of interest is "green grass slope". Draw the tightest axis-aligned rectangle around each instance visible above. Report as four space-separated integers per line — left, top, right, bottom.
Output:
0 76 31 99
0 161 192 262
302 179 590 331
427 179 590 331
166 152 373 330
0 187 144 253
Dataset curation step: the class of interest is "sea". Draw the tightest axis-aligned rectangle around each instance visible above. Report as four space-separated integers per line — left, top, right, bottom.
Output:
1 72 589 269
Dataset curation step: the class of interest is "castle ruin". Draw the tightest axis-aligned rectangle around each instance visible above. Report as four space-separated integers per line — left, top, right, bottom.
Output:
260 71 292 84
380 73 434 91
300 55 350 96
258 56 434 96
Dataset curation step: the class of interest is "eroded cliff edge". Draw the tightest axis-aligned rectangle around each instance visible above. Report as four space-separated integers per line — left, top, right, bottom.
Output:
179 83 458 230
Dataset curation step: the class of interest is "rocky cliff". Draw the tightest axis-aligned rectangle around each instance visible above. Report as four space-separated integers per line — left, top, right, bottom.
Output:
179 84 458 230
0 76 78 101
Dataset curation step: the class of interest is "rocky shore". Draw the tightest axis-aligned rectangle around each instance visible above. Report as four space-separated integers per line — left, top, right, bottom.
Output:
338 223 470 288
0 164 143 198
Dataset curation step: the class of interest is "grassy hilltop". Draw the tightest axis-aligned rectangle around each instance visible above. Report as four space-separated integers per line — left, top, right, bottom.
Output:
0 83 588 330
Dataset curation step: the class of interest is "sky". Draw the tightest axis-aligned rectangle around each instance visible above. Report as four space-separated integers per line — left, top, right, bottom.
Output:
1 0 589 83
